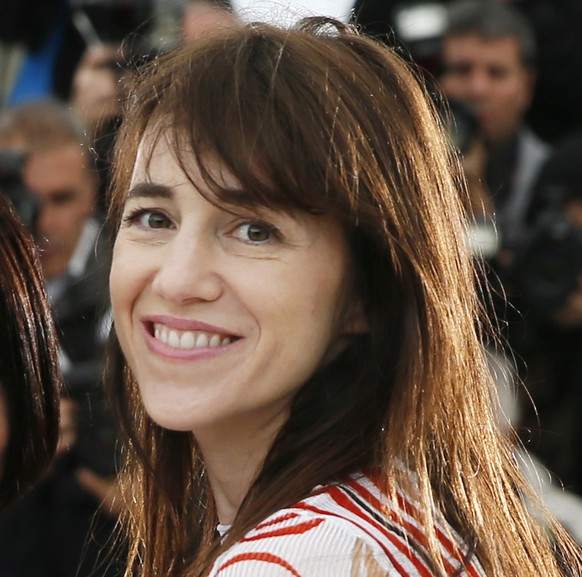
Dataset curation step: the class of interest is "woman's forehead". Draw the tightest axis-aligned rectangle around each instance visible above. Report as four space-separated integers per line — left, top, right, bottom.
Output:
132 122 231 188
127 110 339 218
132 127 237 189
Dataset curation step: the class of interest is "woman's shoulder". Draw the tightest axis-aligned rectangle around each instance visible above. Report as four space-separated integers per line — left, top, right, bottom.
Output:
208 493 390 576
208 473 486 576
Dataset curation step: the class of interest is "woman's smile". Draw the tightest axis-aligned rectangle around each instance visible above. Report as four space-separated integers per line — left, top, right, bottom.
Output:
152 327 232 349
142 316 240 358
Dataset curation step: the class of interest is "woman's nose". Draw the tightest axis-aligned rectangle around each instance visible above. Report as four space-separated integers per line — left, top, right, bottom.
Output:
151 232 223 305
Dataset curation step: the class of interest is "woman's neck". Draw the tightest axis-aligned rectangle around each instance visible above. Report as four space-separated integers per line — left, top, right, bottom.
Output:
205 446 264 525
197 411 287 524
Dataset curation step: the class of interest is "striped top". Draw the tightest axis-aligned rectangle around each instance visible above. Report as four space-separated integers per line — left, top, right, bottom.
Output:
208 473 487 576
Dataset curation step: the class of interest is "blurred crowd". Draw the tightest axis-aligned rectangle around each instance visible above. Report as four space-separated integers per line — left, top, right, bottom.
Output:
1 0 582 575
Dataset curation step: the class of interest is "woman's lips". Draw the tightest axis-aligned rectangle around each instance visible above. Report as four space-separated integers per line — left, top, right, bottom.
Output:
141 315 241 358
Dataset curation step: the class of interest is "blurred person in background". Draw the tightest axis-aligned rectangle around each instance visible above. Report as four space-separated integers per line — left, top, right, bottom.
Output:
69 0 239 214
504 0 582 143
0 0 155 107
507 133 582 497
0 0 84 106
0 100 109 353
0 100 123 577
435 0 582 505
435 0 552 404
70 41 125 214
1 0 158 212
438 0 550 249
182 0 239 42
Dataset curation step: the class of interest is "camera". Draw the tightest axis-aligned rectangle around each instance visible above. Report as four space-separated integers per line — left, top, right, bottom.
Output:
511 211 582 318
69 0 154 42
506 183 582 320
506 131 582 321
71 0 160 70
446 99 479 154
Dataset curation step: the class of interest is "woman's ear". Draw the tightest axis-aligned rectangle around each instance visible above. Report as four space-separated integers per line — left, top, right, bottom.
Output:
343 299 369 335
325 299 369 366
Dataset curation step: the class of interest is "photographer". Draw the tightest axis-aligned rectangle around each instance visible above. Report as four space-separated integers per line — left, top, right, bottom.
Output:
509 133 582 497
438 0 550 250
447 98 582 499
0 100 122 577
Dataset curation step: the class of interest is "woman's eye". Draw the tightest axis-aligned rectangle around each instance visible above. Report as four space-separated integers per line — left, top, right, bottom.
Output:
142 212 171 229
233 222 276 244
125 209 172 230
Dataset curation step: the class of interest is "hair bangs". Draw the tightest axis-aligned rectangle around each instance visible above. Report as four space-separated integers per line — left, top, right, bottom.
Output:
136 24 365 219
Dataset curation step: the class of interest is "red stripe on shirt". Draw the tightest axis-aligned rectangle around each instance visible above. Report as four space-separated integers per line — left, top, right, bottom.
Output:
255 512 301 531
326 485 436 577
346 477 454 572
241 518 325 542
294 500 418 577
215 552 302 577
359 476 483 577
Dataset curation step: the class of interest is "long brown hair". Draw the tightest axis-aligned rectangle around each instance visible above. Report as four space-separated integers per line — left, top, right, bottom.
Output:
106 17 582 577
0 194 61 507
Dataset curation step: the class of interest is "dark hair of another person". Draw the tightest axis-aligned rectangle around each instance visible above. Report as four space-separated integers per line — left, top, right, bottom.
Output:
0 194 61 507
105 17 582 577
445 0 537 67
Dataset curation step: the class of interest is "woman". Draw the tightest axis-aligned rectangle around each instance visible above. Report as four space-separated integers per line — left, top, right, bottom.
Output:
0 194 61 507
106 17 582 577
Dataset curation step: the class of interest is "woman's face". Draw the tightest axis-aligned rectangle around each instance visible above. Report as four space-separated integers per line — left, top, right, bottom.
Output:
110 131 365 442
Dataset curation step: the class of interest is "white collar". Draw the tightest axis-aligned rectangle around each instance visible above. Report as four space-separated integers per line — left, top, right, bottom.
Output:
216 523 231 537
67 217 101 279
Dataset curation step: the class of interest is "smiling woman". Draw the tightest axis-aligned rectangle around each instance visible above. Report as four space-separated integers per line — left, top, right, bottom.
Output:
111 136 358 440
0 194 61 508
106 16 582 577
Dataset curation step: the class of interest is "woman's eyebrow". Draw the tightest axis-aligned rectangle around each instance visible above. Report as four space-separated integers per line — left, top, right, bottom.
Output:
127 182 174 200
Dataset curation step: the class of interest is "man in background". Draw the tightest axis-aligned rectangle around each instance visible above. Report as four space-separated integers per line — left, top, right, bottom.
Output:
439 0 550 248
437 0 552 387
0 100 109 382
0 99 122 577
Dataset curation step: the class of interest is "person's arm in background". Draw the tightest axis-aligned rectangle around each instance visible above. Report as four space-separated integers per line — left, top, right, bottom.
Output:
70 43 122 139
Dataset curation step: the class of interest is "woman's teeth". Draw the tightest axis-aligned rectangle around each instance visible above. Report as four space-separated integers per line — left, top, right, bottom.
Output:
154 324 232 349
